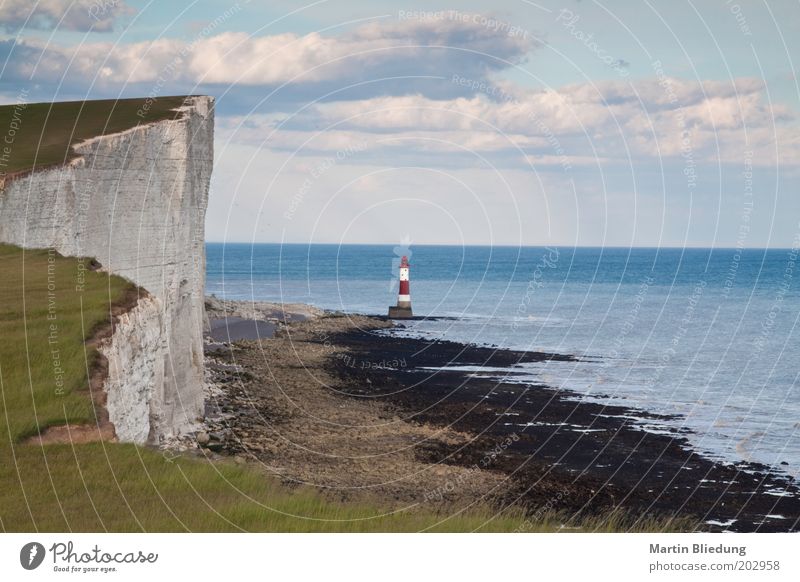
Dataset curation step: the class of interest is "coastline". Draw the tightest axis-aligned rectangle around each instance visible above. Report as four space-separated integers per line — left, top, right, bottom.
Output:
202 301 800 532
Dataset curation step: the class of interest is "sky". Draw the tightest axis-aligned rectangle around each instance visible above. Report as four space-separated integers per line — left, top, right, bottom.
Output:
0 0 798 247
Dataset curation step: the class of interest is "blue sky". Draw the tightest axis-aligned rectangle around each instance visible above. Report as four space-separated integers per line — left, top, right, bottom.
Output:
1 0 798 247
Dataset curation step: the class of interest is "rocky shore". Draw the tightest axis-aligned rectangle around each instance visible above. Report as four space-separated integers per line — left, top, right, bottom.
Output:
198 302 800 532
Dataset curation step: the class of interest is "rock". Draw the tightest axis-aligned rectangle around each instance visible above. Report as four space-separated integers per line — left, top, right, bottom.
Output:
196 431 210 445
0 96 214 445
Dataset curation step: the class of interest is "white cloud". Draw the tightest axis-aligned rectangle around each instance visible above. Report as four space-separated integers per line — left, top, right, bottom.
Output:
4 15 536 87
219 78 798 168
8 10 794 171
0 0 134 32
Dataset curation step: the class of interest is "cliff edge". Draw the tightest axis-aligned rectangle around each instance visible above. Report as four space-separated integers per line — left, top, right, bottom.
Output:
0 95 214 443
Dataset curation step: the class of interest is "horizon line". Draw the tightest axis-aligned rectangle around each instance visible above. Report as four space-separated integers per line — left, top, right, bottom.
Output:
205 241 797 251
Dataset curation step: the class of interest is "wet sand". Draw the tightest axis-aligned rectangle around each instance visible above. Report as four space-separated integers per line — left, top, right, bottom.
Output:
205 296 322 341
208 316 277 341
202 307 800 532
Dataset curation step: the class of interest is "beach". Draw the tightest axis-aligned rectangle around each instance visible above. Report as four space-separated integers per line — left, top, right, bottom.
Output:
203 300 800 532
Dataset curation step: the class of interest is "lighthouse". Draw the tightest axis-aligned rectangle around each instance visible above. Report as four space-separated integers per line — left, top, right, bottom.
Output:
388 256 413 319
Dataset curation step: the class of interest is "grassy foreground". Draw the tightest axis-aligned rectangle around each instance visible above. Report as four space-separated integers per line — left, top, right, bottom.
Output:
0 444 534 533
0 244 691 532
0 96 190 175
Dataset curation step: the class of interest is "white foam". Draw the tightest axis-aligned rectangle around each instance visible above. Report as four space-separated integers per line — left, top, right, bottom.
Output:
764 490 793 498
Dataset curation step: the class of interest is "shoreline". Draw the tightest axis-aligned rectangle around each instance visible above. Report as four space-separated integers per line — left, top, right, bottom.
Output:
202 301 800 532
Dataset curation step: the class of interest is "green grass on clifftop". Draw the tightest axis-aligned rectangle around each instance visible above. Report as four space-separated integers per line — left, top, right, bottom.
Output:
0 244 131 441
0 96 190 175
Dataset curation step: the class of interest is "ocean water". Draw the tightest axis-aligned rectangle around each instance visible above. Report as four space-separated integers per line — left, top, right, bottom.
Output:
207 243 800 476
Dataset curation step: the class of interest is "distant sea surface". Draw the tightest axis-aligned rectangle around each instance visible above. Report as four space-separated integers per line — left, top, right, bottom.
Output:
207 243 800 476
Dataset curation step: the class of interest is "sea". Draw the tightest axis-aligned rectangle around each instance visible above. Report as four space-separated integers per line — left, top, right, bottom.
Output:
206 243 800 477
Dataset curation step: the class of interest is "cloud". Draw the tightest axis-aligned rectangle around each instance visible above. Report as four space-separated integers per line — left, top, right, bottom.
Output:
0 0 134 33
215 76 799 169
0 15 537 91
2 10 796 172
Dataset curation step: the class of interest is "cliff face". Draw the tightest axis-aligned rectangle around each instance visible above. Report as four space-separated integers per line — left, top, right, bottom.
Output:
0 96 214 443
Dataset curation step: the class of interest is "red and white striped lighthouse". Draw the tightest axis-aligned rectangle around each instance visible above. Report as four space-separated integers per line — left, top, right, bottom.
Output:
388 255 413 319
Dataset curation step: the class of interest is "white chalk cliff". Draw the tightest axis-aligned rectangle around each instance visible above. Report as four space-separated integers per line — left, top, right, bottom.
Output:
0 96 214 443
